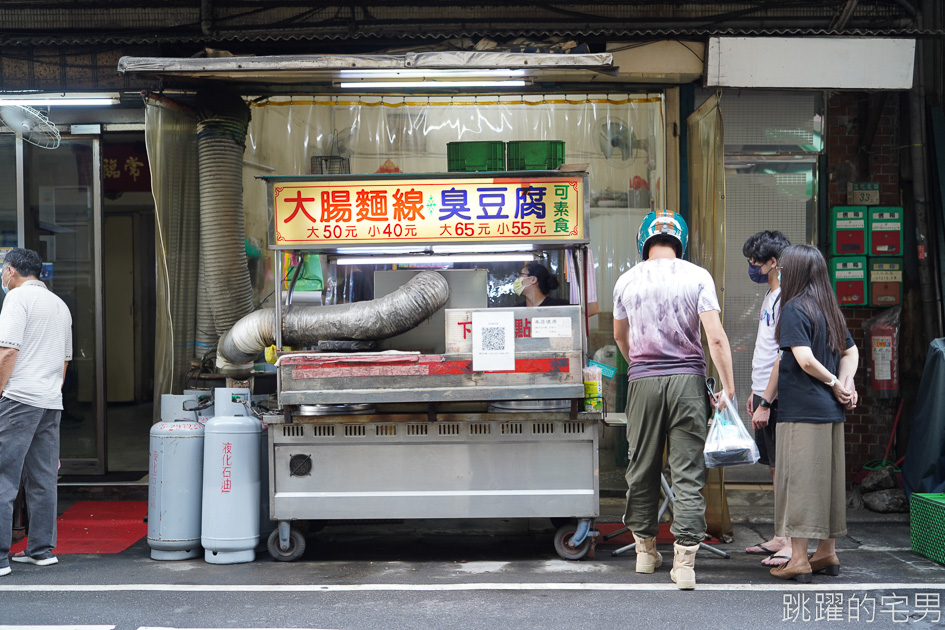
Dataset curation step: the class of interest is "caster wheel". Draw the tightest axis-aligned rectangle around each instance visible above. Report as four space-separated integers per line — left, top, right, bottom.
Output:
553 523 591 560
267 527 306 562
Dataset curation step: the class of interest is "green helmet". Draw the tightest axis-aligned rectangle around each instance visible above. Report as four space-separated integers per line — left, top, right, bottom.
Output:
637 210 689 260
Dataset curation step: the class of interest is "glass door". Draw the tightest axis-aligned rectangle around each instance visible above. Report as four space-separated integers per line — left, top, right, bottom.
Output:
0 137 18 246
23 137 104 474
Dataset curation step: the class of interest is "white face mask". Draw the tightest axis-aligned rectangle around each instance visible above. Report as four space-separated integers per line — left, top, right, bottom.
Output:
1 267 9 295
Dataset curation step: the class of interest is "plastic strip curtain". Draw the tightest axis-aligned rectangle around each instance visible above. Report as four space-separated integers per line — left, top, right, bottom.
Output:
146 96 200 403
685 92 732 542
687 91 727 363
242 93 665 352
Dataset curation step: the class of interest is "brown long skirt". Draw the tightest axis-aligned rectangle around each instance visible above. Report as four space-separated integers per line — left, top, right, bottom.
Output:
774 421 847 539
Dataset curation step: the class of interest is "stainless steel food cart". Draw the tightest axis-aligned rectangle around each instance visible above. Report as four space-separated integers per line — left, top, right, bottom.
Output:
261 170 602 560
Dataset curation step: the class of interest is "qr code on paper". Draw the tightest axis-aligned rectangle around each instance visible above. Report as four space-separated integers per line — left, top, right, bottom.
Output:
481 327 506 351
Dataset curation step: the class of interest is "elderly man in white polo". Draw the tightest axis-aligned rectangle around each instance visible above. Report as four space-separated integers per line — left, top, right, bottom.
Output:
0 248 72 576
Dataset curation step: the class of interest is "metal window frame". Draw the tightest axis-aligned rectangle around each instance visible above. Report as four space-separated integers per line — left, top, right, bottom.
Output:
15 135 107 475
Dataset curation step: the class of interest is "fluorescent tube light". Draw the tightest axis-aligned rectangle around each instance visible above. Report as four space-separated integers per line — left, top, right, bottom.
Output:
337 69 527 79
432 244 534 254
0 97 119 107
337 80 527 89
336 253 534 266
334 247 427 256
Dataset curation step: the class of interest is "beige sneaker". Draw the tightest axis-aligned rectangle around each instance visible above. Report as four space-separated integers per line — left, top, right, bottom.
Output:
670 542 699 590
633 534 662 573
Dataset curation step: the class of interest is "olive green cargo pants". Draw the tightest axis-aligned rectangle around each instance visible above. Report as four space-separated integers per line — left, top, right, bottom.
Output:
623 373 711 546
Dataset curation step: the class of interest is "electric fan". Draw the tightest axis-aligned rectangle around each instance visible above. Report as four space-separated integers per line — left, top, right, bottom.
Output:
0 104 61 149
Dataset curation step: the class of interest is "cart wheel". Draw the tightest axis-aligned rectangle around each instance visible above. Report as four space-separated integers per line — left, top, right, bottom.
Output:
267 527 306 562
553 523 591 560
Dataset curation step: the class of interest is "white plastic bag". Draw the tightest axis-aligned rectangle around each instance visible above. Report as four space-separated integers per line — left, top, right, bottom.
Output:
704 391 760 468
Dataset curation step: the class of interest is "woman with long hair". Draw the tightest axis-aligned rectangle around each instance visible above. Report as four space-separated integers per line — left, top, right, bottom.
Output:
769 244 859 582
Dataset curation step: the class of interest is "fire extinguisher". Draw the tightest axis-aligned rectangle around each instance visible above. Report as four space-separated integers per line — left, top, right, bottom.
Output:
868 312 899 398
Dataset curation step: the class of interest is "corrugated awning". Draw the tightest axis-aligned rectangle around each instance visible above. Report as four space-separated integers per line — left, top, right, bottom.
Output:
118 51 624 93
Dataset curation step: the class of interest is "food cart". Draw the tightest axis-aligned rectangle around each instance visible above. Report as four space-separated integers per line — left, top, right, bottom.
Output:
258 169 603 560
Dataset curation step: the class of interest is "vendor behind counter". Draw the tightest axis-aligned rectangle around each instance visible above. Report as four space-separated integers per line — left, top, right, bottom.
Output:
515 262 569 307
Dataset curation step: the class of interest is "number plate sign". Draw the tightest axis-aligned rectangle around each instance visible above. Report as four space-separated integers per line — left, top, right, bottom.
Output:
847 182 880 206
264 172 588 250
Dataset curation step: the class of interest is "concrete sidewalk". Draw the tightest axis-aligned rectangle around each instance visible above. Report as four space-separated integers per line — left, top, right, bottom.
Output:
597 451 910 525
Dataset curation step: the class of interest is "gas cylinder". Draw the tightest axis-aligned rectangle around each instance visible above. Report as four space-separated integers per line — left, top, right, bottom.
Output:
214 387 251 417
148 394 205 560
201 413 261 564
184 389 215 420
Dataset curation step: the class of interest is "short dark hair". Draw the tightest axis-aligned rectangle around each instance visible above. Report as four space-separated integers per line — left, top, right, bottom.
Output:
3 248 43 279
524 262 560 295
742 231 791 264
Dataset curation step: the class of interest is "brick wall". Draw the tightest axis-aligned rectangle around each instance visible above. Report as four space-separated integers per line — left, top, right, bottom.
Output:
827 93 904 481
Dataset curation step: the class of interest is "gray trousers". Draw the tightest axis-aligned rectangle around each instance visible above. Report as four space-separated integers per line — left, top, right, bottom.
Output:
0 397 60 567
623 374 710 546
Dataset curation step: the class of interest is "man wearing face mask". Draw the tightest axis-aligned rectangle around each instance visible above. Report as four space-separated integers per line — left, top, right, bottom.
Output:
741 230 791 567
0 248 72 577
513 262 568 307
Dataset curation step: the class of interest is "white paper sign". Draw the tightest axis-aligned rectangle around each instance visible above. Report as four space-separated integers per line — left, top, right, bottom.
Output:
531 316 572 338
445 310 473 353
472 310 515 372
836 270 864 279
872 336 893 381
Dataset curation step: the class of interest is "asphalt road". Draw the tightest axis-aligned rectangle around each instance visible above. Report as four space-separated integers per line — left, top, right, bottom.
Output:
1 517 943 629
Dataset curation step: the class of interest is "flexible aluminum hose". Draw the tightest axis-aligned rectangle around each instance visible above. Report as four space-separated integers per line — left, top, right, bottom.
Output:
217 271 451 374
195 91 255 341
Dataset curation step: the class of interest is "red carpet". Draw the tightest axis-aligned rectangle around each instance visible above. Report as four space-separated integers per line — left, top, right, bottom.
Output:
11 501 147 555
596 522 724 546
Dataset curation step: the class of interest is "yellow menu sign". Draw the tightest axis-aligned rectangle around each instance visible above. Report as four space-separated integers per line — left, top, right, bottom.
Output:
268 174 586 249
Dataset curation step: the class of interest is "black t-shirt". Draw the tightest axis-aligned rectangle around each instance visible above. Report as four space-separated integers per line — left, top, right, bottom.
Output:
778 301 856 423
538 296 569 306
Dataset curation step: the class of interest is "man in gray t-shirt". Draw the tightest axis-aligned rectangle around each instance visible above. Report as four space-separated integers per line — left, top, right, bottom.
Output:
0 248 72 576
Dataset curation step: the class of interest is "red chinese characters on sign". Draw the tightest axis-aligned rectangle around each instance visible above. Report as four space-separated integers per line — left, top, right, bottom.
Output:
393 188 425 221
321 190 352 222
514 318 532 338
356 190 388 222
456 318 531 340
285 192 317 223
221 442 233 493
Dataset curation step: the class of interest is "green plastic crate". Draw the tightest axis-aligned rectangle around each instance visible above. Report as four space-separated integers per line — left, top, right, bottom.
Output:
446 141 505 172
911 493 945 564
507 140 566 171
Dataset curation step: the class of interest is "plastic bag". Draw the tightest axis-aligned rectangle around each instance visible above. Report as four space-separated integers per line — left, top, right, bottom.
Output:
704 391 760 468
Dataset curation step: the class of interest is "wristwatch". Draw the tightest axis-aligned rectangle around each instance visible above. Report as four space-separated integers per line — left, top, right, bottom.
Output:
759 397 772 409
824 376 838 388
